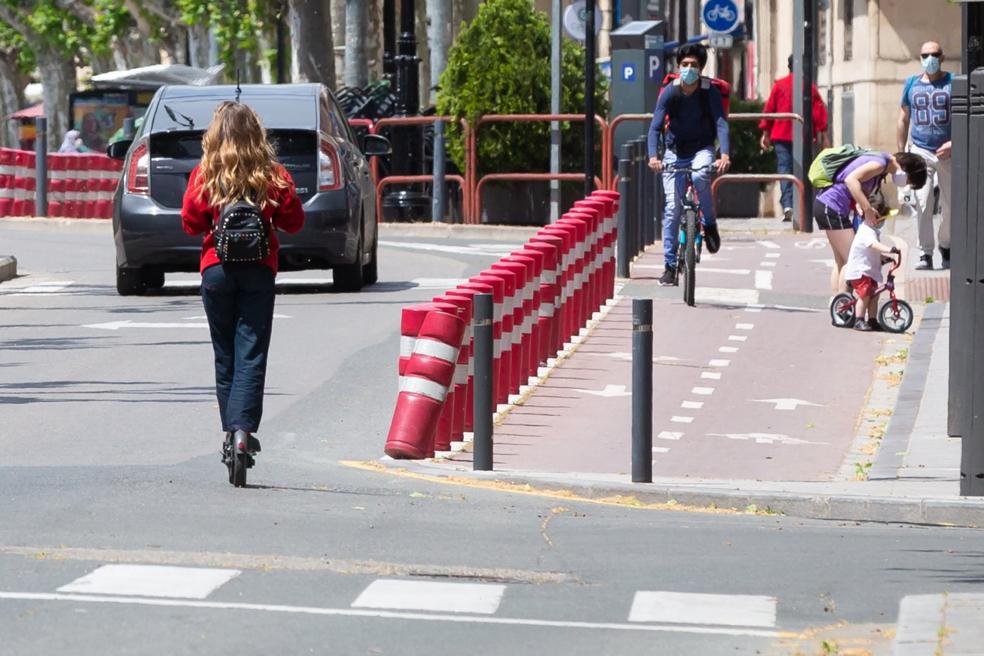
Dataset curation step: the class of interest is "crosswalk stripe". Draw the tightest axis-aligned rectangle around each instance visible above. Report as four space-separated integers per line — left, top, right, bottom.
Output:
628 591 777 628
57 564 240 600
351 579 505 615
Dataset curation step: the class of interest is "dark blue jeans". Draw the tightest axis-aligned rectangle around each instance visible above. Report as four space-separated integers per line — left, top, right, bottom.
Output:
201 263 276 433
774 140 794 211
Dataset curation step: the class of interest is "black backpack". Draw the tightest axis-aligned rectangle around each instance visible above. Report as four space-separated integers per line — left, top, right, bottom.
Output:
213 199 270 263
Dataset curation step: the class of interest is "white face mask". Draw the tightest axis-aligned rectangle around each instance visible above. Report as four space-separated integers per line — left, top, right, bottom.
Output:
892 171 909 187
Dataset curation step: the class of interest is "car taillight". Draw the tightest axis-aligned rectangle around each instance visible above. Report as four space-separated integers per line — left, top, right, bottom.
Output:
126 139 149 195
319 140 343 191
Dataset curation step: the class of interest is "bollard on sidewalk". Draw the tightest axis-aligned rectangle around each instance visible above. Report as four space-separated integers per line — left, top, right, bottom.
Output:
34 117 47 218
617 143 632 279
632 298 653 483
473 293 494 471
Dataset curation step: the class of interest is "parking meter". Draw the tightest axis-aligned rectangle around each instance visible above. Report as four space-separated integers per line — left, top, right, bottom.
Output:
610 20 665 159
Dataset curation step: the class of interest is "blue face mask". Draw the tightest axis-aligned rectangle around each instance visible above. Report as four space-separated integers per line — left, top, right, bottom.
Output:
679 66 699 85
922 55 941 75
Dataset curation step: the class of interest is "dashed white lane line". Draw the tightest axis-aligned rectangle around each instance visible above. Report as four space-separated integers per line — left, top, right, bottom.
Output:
718 346 739 353
695 288 760 305
352 579 505 615
760 261 777 268
745 304 765 313
0 592 782 638
628 591 777 628
691 387 714 395
681 401 703 410
670 416 694 424
6 280 75 296
701 372 722 380
728 335 747 342
708 359 730 367
651 447 671 454
765 252 781 259
754 271 773 290
657 431 684 440
735 323 754 330
57 565 240 600
756 240 781 249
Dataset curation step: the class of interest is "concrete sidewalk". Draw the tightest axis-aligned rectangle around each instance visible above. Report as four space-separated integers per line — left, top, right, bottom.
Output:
377 214 984 527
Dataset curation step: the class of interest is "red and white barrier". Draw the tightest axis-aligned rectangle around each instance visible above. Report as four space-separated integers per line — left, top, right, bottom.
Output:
384 189 621 460
0 147 122 219
385 309 466 460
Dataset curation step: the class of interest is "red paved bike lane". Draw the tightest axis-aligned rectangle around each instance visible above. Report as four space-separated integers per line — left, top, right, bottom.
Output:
447 231 889 482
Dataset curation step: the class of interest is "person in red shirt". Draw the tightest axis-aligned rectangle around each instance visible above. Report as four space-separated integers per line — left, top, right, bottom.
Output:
759 56 830 221
181 100 304 480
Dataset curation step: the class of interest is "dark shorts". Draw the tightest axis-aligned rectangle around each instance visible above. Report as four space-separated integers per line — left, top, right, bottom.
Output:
813 199 854 231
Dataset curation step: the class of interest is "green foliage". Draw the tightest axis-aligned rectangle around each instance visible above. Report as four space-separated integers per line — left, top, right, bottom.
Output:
436 0 609 175
177 0 278 72
0 20 33 71
729 97 776 175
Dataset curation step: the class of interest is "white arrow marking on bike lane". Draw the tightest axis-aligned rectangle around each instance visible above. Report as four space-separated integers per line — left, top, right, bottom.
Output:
572 384 630 398
753 398 825 411
707 433 830 446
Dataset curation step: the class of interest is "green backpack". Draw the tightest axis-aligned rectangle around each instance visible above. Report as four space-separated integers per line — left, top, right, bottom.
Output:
808 144 871 189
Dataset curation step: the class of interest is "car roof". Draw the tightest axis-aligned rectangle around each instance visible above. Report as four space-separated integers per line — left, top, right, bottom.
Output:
149 83 324 133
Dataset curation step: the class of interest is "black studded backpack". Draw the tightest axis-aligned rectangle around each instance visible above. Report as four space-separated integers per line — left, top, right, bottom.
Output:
213 198 270 263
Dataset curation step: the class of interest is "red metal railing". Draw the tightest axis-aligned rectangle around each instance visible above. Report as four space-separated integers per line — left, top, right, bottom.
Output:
469 114 610 223
711 174 808 231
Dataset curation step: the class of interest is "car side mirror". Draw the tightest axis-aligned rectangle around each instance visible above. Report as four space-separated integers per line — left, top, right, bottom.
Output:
106 140 132 160
362 134 392 157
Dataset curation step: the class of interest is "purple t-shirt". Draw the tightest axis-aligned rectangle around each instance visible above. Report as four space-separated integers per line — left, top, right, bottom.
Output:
816 153 888 216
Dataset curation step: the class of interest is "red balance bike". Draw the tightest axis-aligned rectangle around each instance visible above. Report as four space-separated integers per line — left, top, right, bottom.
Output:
829 251 914 333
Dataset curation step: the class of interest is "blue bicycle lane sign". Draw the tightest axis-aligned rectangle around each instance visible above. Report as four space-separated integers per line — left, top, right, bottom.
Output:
702 0 740 34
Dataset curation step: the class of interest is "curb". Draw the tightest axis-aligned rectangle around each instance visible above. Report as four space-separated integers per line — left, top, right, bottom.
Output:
0 255 16 283
368 460 984 528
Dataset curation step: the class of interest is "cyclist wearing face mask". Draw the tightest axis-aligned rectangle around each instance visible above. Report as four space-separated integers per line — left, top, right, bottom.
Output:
897 40 952 270
647 43 731 287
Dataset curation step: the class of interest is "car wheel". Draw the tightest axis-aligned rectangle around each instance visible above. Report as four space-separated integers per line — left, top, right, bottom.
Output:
362 232 378 286
333 232 365 292
117 266 145 296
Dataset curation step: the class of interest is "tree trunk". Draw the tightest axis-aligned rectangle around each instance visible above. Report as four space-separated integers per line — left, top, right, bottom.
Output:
451 0 478 40
187 24 212 69
426 0 451 105
367 0 383 80
37 53 77 149
331 0 346 85
0 53 25 148
288 0 336 87
344 0 368 87
416 0 429 107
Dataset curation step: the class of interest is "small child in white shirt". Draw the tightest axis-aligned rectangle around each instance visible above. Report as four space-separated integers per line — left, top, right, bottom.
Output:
843 216 899 331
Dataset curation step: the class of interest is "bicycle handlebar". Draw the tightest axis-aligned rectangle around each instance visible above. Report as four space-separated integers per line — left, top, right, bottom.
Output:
662 164 718 174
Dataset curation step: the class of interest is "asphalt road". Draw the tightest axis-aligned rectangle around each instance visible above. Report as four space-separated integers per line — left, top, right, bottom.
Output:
1 220 982 656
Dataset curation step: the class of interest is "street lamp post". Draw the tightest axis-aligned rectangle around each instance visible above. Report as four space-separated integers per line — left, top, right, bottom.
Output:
584 0 596 196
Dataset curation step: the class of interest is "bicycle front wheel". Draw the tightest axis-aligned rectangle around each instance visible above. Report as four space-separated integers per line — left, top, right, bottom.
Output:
879 299 914 333
682 209 697 307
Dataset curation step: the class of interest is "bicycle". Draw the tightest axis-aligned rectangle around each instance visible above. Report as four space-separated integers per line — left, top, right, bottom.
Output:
829 252 914 333
664 164 716 307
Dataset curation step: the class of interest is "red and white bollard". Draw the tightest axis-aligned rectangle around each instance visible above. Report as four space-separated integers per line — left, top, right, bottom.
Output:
384 310 465 460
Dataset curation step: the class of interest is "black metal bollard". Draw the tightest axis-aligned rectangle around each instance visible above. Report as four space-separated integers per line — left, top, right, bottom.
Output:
634 139 645 257
34 117 47 218
642 143 654 246
473 293 494 471
617 145 632 279
632 298 653 483
123 117 136 140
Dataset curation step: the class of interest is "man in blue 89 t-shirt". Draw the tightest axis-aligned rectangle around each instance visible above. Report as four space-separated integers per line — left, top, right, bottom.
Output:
897 40 952 270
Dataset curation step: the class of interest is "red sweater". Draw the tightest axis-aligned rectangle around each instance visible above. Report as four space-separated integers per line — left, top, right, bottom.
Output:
181 164 305 275
758 75 829 142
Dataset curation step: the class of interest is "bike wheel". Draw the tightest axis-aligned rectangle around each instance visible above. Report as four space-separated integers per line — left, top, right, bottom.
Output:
879 299 914 333
682 210 697 307
232 452 248 488
830 293 856 328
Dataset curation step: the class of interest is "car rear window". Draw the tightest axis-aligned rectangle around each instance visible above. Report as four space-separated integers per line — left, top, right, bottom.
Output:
150 96 318 132
150 129 316 160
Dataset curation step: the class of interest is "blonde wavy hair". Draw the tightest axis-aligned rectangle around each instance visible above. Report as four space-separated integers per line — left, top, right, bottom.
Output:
197 101 288 209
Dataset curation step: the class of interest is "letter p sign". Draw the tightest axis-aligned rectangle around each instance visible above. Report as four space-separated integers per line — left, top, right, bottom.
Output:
621 63 636 82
